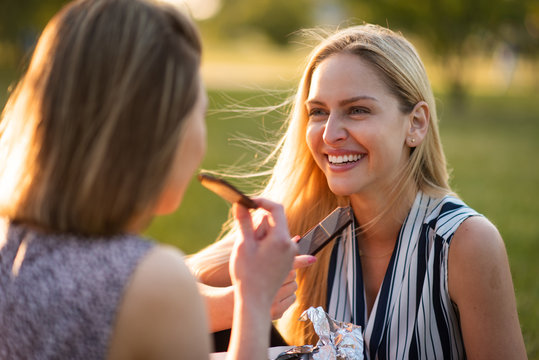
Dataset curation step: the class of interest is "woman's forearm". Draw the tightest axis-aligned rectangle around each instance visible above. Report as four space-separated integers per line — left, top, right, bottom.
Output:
227 293 272 360
197 283 234 333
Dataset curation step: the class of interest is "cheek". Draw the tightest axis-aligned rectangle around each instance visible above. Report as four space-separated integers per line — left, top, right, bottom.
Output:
186 115 207 166
196 122 207 162
305 123 322 156
372 133 408 168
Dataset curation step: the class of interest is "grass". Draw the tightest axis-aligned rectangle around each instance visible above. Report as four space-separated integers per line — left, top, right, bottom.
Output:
438 94 539 357
1 70 538 358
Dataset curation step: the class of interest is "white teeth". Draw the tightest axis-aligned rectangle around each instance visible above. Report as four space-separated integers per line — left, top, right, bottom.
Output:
328 154 362 164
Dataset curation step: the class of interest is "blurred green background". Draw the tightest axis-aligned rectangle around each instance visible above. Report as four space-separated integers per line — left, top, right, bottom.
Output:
1 0 538 357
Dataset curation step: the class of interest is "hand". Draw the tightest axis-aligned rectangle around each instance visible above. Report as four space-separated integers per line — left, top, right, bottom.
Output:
271 246 317 320
229 198 298 309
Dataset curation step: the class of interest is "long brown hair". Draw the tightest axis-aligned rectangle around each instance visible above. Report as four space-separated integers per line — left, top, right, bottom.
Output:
0 0 201 235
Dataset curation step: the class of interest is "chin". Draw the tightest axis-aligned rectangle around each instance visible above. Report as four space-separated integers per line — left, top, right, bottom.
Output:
327 183 357 197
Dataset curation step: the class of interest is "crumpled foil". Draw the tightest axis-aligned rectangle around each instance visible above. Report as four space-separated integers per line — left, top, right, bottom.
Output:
274 345 314 359
275 307 363 360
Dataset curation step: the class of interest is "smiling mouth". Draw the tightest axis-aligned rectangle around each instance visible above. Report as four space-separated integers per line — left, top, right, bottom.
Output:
327 154 363 164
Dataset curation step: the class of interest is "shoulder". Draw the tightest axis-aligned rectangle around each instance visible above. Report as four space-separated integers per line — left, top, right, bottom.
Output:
107 244 210 360
447 216 527 358
128 244 196 293
448 215 508 301
422 192 481 240
449 215 504 266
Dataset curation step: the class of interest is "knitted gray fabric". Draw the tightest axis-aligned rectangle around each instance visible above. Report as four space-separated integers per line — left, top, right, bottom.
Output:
0 222 154 359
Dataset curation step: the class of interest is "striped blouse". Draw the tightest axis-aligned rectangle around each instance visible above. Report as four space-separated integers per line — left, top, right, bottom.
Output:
326 191 481 359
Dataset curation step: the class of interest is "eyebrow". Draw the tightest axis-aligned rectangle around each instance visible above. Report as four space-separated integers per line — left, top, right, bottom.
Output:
305 95 379 107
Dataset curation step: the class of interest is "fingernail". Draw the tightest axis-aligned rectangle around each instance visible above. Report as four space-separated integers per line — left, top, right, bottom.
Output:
308 256 317 264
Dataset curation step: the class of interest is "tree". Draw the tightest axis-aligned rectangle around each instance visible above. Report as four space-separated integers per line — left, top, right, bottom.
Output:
198 0 313 45
341 0 538 98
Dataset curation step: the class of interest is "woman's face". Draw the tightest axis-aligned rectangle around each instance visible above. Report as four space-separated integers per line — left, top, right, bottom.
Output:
154 79 208 215
305 53 411 199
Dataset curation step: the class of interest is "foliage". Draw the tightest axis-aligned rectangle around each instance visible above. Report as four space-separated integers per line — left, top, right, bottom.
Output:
341 0 539 97
198 0 313 45
197 0 539 57
345 0 536 54
0 0 69 56
199 0 539 99
2 0 538 74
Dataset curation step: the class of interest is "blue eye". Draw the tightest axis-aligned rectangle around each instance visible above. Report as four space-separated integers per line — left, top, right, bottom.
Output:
349 107 369 115
308 108 327 118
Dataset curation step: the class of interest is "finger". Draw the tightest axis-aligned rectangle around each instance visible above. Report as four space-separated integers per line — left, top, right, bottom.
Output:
254 214 270 241
252 198 288 230
273 280 298 304
289 240 299 257
291 235 301 243
271 293 297 320
283 269 296 284
233 203 255 244
293 254 317 269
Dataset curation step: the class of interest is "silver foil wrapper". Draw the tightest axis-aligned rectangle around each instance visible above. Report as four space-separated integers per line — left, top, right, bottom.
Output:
274 345 314 359
276 306 364 360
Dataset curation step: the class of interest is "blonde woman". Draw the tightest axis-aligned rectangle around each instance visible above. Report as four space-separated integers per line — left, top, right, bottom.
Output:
0 0 297 359
188 24 526 359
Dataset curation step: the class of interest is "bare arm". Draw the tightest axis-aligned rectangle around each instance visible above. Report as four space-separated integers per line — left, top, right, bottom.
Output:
187 242 234 287
227 199 298 360
448 216 526 360
197 283 234 332
198 256 314 332
108 245 211 360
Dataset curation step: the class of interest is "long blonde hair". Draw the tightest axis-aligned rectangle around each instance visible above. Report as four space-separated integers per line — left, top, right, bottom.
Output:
188 24 451 345
0 0 201 235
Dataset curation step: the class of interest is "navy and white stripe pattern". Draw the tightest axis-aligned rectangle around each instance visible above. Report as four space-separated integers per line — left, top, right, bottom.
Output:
326 191 481 359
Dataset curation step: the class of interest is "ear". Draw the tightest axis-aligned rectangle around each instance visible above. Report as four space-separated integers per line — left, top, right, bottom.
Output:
405 101 429 148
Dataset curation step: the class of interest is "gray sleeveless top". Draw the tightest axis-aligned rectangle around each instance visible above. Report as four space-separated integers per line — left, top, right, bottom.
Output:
0 222 154 359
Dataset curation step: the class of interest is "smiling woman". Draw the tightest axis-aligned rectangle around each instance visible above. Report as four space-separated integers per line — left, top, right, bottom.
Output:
188 24 527 360
305 53 428 198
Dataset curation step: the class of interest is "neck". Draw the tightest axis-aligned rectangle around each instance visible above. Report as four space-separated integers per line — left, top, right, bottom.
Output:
350 184 417 253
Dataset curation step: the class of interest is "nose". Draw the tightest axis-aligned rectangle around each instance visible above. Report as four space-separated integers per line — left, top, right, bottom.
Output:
322 113 347 144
